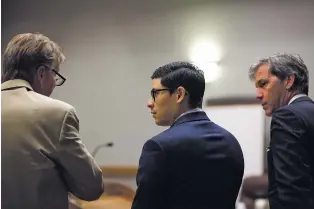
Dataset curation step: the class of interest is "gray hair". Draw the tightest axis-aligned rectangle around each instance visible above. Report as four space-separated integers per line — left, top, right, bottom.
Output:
2 32 65 84
249 53 309 95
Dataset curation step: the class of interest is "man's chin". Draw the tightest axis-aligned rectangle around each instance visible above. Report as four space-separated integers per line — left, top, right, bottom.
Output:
264 110 272 117
155 119 171 127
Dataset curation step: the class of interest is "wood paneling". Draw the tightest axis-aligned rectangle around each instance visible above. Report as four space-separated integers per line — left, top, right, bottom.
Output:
101 166 138 177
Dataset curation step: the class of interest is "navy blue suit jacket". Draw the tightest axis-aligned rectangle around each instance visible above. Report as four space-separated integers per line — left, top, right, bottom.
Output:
268 96 314 209
132 111 244 209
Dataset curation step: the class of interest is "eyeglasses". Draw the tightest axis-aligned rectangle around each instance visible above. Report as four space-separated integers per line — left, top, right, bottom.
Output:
52 69 66 86
150 88 171 101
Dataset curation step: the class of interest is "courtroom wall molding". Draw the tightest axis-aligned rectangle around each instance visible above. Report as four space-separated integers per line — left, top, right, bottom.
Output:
206 96 259 106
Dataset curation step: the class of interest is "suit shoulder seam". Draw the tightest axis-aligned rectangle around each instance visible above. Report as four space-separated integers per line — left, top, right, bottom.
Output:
150 138 165 152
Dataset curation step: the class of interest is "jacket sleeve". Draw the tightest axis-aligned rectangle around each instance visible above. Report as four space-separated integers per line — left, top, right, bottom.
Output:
131 139 166 209
270 108 313 209
54 108 104 201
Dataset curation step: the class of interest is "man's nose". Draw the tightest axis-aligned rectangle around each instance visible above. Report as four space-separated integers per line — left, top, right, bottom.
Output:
256 89 263 100
147 99 154 108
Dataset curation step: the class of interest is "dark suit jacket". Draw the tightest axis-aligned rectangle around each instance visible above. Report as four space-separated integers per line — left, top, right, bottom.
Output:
132 111 244 209
268 96 314 209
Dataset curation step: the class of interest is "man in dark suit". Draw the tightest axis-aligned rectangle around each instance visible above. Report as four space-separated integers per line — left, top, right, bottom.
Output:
131 62 244 209
249 53 314 209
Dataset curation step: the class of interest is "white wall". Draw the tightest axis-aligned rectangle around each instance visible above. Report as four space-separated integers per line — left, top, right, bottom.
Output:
2 0 314 168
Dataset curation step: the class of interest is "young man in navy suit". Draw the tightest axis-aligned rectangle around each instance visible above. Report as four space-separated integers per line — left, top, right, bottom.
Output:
249 53 314 209
132 61 244 209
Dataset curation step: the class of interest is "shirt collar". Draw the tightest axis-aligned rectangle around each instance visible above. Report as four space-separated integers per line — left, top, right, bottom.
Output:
288 94 307 105
1 79 33 91
173 108 203 123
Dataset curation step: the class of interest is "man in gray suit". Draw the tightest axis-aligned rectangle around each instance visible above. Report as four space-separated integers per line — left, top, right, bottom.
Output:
1 33 104 209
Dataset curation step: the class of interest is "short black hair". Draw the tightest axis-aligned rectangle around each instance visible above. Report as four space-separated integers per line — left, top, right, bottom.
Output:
151 61 205 108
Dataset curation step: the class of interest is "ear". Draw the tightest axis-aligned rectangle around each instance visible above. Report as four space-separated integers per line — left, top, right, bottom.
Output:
285 75 295 90
176 86 186 104
34 65 47 87
36 65 46 79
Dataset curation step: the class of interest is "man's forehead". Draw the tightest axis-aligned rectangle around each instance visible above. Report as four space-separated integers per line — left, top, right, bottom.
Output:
254 64 271 81
152 78 163 88
255 64 270 77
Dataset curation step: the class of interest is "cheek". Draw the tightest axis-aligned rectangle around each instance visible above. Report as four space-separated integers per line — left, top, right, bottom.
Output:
155 98 173 116
264 86 274 100
50 75 56 87
263 90 269 100
156 98 169 112
266 85 281 101
42 73 55 85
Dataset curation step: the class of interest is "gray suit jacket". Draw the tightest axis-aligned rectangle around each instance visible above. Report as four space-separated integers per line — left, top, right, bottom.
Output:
1 79 104 209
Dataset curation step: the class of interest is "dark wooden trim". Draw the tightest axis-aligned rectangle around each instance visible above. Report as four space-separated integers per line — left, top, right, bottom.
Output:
206 96 259 106
101 166 138 177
